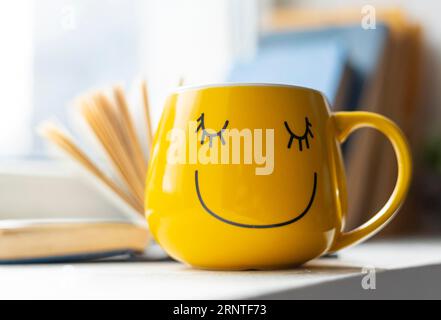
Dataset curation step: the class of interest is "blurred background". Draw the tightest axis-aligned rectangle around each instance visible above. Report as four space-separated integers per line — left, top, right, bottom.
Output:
0 0 440 237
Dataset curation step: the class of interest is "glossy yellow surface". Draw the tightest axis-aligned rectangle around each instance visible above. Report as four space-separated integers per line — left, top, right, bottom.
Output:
145 84 412 270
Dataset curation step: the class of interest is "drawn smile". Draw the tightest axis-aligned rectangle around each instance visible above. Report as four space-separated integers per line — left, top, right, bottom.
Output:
195 170 317 229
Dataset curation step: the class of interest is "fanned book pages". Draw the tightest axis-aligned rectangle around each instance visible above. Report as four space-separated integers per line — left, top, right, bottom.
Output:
22 82 157 263
40 83 153 218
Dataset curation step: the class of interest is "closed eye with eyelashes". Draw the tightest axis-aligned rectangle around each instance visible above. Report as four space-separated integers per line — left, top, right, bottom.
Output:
284 117 314 151
196 113 229 147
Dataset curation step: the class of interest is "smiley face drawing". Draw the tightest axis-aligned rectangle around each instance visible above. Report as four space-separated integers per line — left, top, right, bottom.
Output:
145 85 348 270
194 113 318 229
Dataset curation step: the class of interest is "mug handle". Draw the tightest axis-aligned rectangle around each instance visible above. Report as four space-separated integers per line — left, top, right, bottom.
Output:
329 111 412 252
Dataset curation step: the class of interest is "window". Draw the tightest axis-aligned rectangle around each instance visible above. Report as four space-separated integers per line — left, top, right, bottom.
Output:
32 0 143 157
0 0 259 159
0 1 33 157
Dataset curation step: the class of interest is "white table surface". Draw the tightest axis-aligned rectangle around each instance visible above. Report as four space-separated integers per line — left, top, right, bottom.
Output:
1 238 440 299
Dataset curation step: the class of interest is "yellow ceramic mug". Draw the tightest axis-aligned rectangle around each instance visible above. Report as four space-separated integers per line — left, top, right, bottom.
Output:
145 84 412 270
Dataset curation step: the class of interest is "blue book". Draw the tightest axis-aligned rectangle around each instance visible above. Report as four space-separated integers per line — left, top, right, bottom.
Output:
227 23 389 109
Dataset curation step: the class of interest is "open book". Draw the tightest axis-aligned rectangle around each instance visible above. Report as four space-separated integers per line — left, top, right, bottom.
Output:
1 82 154 263
41 82 153 217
